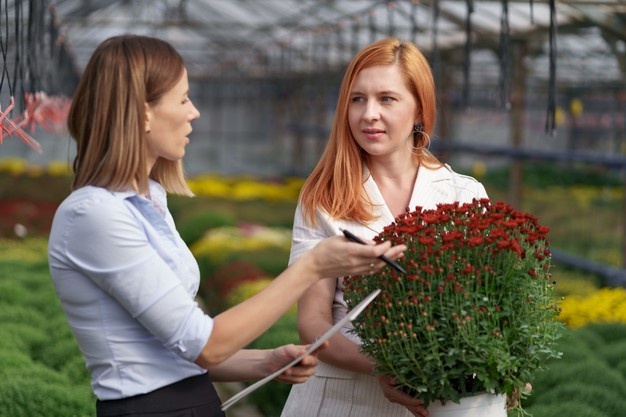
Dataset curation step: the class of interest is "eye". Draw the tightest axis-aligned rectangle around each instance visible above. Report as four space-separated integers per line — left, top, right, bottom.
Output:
350 96 365 103
381 96 395 102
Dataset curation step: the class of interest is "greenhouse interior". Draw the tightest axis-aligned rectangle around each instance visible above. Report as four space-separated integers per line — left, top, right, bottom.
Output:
1 1 626 417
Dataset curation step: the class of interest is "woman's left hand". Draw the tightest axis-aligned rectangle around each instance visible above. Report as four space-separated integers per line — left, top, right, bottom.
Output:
507 383 533 410
378 375 429 417
268 342 329 384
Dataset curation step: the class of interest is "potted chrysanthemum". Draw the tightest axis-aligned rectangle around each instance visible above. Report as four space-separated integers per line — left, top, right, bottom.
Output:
343 198 563 417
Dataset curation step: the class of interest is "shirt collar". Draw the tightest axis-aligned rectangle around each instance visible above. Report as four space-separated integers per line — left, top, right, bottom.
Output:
109 179 166 203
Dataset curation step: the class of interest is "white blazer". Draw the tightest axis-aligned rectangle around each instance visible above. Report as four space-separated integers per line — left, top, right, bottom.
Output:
281 164 488 417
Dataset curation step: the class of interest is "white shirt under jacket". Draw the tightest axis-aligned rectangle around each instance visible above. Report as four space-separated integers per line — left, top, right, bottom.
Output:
281 164 488 417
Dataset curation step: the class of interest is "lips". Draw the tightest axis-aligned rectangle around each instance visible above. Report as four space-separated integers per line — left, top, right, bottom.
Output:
362 128 385 134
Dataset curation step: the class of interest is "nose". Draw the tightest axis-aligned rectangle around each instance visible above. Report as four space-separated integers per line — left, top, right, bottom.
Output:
363 101 380 122
190 103 200 121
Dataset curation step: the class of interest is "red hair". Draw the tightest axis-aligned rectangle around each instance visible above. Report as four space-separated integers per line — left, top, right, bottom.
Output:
300 38 440 225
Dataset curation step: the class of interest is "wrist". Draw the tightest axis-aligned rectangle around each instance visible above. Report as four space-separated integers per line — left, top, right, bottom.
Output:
293 251 324 283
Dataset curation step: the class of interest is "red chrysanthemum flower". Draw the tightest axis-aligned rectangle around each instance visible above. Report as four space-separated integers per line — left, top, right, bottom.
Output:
343 198 563 410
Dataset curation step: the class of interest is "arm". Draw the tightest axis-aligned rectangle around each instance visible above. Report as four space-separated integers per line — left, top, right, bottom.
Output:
296 279 374 374
57 196 404 373
289 205 381 374
194 236 406 368
209 342 329 383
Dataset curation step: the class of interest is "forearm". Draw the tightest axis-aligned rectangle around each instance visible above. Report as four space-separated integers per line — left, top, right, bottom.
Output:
302 330 373 374
195 260 317 368
208 349 268 382
194 236 401 368
322 341 373 374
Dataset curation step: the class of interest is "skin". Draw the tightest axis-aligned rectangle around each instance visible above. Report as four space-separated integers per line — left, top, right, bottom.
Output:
145 69 200 168
143 66 408 383
348 63 421 219
298 63 428 416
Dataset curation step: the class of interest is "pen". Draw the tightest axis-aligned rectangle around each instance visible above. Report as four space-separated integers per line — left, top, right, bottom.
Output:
341 229 407 274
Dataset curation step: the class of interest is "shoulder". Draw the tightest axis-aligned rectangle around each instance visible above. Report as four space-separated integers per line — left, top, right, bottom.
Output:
58 186 131 212
420 164 488 201
53 187 139 232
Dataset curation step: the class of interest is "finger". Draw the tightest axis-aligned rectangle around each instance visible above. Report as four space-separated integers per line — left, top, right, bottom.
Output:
309 340 329 355
295 354 320 367
283 365 316 378
382 244 408 259
275 374 311 384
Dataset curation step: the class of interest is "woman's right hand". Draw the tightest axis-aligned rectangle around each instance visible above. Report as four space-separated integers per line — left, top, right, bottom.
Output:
301 235 407 280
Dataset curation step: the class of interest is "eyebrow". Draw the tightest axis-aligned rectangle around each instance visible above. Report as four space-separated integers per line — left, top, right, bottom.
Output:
350 90 400 96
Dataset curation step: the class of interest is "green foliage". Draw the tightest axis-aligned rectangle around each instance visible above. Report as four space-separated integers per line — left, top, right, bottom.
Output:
197 247 289 280
535 383 626 417
581 322 626 345
525 402 609 417
482 162 622 189
169 195 298 228
245 314 300 417
200 261 267 313
221 279 299 417
0 376 93 417
0 239 95 417
176 210 236 245
523 324 626 417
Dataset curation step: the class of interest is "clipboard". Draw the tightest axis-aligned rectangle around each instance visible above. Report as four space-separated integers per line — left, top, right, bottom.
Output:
220 288 381 411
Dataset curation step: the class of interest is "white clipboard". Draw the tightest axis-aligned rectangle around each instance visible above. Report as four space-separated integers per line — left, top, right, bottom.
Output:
220 288 381 411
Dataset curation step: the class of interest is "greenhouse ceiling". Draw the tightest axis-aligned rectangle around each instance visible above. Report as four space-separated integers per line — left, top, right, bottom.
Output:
1 0 625 91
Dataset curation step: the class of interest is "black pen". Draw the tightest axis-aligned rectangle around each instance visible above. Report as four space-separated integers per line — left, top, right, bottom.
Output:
341 229 407 274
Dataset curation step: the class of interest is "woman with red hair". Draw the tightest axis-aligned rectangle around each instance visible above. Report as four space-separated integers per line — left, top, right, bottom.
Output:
281 38 488 417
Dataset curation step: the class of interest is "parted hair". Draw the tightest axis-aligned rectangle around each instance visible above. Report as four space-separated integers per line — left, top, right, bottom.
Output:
299 37 441 225
67 34 192 196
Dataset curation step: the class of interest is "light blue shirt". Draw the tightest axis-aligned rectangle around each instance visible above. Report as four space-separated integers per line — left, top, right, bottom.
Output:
48 180 214 400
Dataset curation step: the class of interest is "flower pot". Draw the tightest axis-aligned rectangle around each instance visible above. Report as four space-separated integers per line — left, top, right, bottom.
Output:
427 393 507 417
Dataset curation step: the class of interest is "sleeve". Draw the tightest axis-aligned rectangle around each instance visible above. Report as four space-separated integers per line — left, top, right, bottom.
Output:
289 202 334 266
452 171 489 203
62 196 212 361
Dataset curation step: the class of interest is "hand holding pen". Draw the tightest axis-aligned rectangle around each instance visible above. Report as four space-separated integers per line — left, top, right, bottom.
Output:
341 229 407 274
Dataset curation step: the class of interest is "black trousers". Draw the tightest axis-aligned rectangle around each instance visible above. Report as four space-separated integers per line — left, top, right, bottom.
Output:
96 373 225 417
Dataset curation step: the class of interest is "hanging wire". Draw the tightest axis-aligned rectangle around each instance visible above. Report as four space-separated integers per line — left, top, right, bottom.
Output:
462 0 474 110
386 1 396 37
431 0 441 94
369 7 376 44
0 0 13 97
499 0 511 110
335 21 345 66
13 0 26 108
351 14 360 56
410 0 418 45
545 0 557 136
27 0 45 94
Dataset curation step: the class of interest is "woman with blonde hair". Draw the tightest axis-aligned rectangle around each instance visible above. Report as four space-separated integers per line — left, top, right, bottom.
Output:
48 34 406 417
281 37 488 417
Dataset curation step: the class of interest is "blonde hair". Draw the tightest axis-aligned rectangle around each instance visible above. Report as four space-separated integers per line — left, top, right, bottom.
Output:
67 34 192 196
300 37 441 225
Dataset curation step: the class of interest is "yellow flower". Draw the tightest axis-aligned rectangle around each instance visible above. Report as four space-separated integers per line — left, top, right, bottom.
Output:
559 287 626 328
190 225 291 262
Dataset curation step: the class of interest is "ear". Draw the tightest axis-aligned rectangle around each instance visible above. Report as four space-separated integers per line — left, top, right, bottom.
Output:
144 102 152 134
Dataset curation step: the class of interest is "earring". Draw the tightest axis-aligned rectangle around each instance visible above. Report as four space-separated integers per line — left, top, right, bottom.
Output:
408 122 430 155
